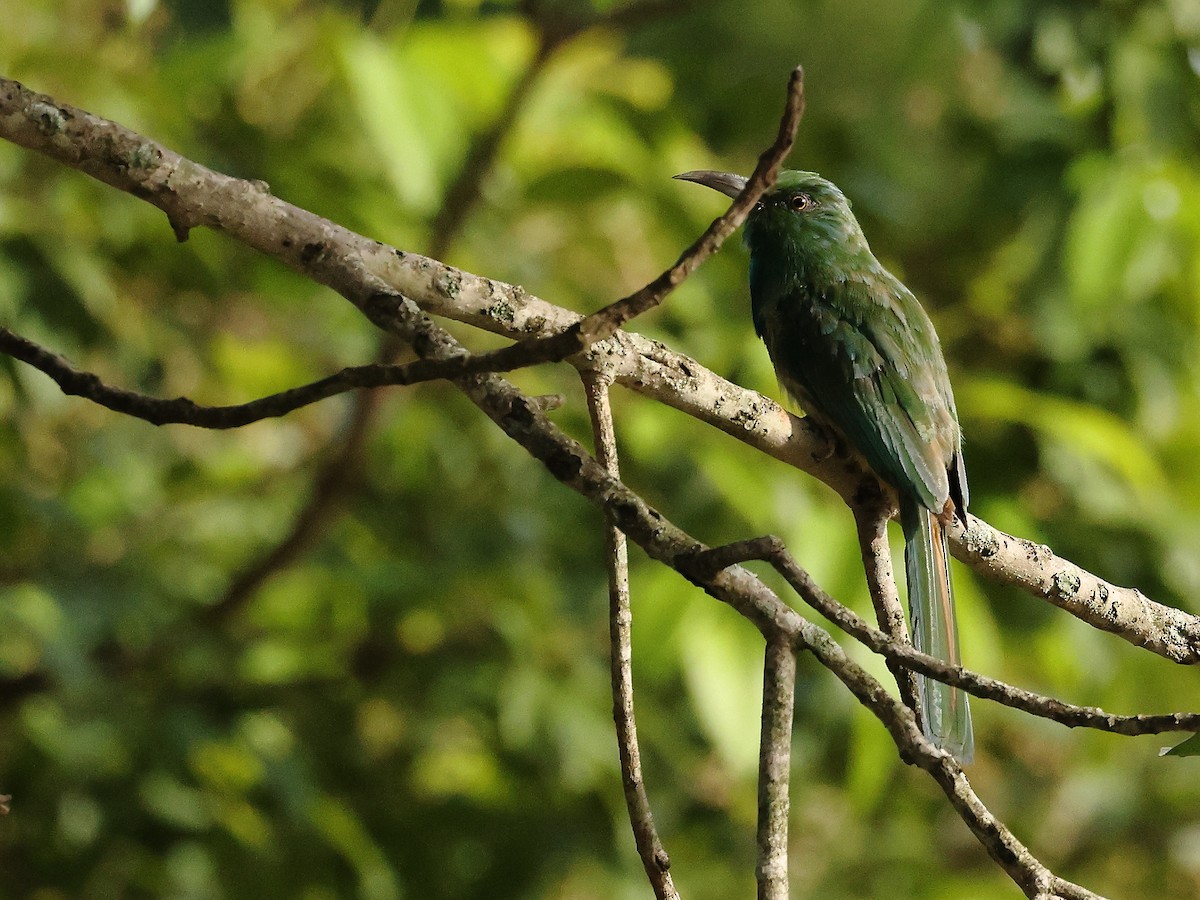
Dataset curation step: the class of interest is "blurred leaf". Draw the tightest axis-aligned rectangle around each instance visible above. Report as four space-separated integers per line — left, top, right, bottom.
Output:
960 375 1167 497
139 771 213 830
679 600 763 776
524 165 629 203
1161 733 1200 758
340 29 458 213
311 796 401 900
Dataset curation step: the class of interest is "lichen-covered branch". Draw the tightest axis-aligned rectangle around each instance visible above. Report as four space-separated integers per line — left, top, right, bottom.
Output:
952 515 1200 663
1 74 1187 665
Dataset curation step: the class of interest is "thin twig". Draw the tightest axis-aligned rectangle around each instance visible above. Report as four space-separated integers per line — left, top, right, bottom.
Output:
756 636 795 900
0 314 608 427
577 65 805 334
0 325 474 428
584 371 679 900
387 64 807 378
687 537 1200 736
0 320 578 432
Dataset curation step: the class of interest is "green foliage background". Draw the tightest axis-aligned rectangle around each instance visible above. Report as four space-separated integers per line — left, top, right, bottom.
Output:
2 0 1200 896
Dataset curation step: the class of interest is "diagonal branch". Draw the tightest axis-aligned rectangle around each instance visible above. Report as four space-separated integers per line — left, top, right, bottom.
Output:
686 537 1200 737
208 24 565 617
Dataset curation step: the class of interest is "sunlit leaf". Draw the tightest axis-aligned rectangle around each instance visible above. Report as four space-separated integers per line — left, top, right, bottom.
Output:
679 601 763 776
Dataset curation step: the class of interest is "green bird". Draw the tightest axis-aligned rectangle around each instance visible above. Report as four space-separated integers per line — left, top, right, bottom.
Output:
676 169 974 763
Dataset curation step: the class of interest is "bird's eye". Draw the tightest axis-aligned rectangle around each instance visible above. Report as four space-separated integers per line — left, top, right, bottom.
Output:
789 192 814 212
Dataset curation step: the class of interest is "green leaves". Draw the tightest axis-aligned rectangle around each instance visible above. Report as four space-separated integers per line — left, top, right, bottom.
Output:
960 375 1167 500
1067 156 1200 327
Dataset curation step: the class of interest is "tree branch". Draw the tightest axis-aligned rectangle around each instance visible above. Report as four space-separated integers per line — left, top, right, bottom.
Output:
686 537 1200 737
852 495 920 714
952 514 1199 663
756 636 795 900
2 70 1195 665
3 74 1187 667
0 325 486 427
584 371 679 900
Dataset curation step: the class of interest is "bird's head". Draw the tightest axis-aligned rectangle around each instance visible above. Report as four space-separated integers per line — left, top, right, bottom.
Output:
673 169 867 260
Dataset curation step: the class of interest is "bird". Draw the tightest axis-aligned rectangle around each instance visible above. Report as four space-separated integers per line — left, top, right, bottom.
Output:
675 168 974 763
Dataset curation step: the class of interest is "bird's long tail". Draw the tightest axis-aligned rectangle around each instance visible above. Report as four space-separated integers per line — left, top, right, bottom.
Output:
900 496 974 764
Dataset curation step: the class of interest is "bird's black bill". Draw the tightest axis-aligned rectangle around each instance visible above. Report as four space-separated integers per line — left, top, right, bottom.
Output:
673 169 748 200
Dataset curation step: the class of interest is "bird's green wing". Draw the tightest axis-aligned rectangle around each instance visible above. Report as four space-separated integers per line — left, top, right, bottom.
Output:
756 274 959 512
